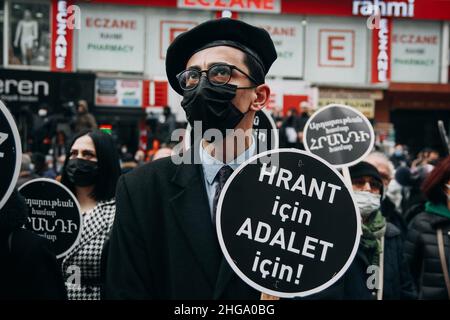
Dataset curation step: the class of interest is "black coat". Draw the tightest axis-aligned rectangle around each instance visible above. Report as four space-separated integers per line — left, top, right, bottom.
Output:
0 189 66 300
404 210 450 299
0 229 67 300
302 223 416 300
105 152 260 299
383 223 417 300
381 197 408 240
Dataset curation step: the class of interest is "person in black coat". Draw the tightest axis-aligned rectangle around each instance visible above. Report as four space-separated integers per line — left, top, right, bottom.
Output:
105 18 277 299
0 189 66 300
302 162 416 300
405 156 450 299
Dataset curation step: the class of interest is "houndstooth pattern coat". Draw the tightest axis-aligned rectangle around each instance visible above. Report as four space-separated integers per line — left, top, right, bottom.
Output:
62 199 115 300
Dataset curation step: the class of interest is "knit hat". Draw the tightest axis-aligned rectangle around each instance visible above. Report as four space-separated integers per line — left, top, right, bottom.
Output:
349 161 384 195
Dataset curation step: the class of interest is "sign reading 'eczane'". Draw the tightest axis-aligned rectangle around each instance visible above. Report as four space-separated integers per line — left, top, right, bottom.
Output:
303 104 375 168
19 179 82 259
216 149 361 297
0 101 21 210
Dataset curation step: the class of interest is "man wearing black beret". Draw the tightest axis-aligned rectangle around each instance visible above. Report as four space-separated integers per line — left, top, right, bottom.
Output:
105 18 277 299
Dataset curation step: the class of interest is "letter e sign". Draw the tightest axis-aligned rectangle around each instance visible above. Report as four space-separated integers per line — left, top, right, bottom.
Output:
319 29 355 68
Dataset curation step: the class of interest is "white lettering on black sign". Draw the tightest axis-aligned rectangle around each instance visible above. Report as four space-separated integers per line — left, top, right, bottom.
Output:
19 179 82 259
217 149 360 297
304 104 374 168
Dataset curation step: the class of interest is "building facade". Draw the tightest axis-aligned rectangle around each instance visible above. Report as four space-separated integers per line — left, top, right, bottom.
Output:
0 0 449 154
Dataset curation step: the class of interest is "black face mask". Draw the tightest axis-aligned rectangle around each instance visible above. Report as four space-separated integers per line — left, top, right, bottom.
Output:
66 159 98 187
181 78 248 140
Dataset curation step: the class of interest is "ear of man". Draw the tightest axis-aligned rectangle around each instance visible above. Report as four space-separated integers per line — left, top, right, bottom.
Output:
249 84 270 112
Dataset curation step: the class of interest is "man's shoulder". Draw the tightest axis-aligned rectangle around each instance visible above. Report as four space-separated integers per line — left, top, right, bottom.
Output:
123 156 176 181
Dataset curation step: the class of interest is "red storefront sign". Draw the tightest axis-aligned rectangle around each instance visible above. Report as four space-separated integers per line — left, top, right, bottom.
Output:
89 0 450 21
177 0 280 13
371 17 392 83
143 80 169 107
51 0 74 72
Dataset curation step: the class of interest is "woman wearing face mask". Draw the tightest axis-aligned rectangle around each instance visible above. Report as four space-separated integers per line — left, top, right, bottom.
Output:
348 161 416 300
405 156 450 299
298 162 416 300
60 130 120 300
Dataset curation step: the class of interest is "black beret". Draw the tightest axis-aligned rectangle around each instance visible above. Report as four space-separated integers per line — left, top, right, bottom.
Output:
165 18 277 95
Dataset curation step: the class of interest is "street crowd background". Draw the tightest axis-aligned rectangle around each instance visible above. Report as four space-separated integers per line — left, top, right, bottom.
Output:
3 97 449 300
1 0 450 303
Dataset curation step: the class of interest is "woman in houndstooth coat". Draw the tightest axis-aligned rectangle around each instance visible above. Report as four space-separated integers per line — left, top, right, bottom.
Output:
60 130 121 300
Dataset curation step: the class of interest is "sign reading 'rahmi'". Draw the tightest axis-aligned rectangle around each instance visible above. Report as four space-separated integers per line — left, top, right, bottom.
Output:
352 0 415 18
178 0 281 14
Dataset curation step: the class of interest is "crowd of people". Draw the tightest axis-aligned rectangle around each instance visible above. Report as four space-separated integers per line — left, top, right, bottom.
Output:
1 18 449 301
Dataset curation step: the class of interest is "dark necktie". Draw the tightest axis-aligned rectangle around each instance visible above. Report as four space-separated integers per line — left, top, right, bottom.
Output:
212 165 234 225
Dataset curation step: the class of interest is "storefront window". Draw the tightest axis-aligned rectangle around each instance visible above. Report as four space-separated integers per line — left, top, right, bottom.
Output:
8 0 50 67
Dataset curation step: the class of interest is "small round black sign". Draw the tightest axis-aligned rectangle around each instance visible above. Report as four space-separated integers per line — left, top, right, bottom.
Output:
303 104 375 168
19 179 82 259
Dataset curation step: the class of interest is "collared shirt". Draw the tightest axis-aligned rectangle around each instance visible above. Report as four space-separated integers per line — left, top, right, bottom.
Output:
200 136 256 219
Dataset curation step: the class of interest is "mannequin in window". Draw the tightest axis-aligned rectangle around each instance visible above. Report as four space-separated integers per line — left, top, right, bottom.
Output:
13 9 38 65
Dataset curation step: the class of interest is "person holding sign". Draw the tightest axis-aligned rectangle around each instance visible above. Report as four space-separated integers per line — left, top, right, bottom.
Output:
349 162 416 300
0 189 66 300
300 161 416 300
105 18 277 299
60 130 120 300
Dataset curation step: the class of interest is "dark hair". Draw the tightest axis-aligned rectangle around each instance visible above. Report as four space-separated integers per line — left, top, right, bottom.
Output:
243 53 265 85
61 130 121 202
421 156 450 205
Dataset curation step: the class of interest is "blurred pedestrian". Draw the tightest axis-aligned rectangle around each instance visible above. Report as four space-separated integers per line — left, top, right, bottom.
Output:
405 156 450 299
74 100 97 133
296 101 311 150
31 152 56 180
390 144 409 168
158 105 177 144
280 108 300 148
16 154 39 188
366 152 408 237
120 153 138 175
